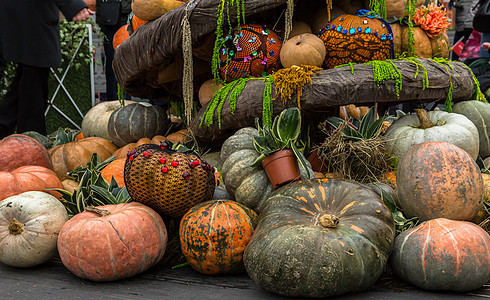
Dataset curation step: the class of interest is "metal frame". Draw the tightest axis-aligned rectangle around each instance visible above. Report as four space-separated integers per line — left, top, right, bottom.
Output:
45 23 95 130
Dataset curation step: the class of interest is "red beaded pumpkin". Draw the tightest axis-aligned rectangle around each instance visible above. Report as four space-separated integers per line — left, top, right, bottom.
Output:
219 24 282 82
124 144 216 218
319 10 394 69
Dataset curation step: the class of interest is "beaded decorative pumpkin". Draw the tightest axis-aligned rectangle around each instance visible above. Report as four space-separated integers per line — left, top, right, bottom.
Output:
319 10 394 69
124 143 216 218
218 24 282 82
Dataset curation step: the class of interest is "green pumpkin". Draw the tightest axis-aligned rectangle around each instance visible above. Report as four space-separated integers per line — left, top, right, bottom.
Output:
220 127 314 213
21 131 53 149
453 100 490 158
107 102 169 147
243 178 395 298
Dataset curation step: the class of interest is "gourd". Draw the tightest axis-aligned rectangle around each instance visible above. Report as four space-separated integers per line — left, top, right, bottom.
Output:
0 134 53 172
244 178 395 298
124 144 216 218
397 141 483 221
384 109 479 160
0 191 68 267
198 79 223 107
220 128 314 213
131 0 188 21
390 23 449 59
107 102 169 147
0 166 63 201
179 200 258 275
453 100 490 158
49 137 118 180
280 33 326 68
57 203 167 281
390 218 490 292
81 100 136 140
113 24 130 50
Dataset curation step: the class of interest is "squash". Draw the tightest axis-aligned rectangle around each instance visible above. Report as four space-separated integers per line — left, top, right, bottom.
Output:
385 0 425 19
0 166 63 201
243 178 395 298
20 131 52 149
339 104 370 121
401 26 432 58
81 100 135 140
0 134 53 172
391 23 449 59
0 191 68 267
384 109 479 160
131 14 148 32
57 203 167 281
113 137 154 160
397 141 483 221
49 137 118 181
100 158 126 187
430 32 450 58
61 179 79 194
107 102 169 147
179 200 258 275
390 218 490 292
132 0 188 21
280 33 326 68
113 24 130 50
453 100 490 158
221 128 314 213
124 144 216 218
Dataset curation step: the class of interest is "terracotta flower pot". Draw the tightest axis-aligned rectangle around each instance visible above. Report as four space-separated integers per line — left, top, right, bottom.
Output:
307 150 328 173
262 149 301 189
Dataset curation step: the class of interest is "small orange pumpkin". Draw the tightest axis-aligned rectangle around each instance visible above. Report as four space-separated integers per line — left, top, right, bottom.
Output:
113 24 130 50
100 158 126 187
112 137 154 160
131 15 148 31
0 166 63 201
180 200 258 275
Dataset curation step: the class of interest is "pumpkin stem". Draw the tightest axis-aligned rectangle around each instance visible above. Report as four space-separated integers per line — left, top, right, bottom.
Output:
85 206 111 217
414 109 434 129
8 218 23 235
319 214 339 228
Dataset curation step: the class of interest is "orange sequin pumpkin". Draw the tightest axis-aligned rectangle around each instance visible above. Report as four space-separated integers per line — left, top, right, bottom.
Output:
319 10 394 69
219 24 282 82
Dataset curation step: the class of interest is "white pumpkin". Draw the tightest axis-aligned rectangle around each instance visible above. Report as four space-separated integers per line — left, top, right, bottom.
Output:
384 110 480 160
0 191 68 267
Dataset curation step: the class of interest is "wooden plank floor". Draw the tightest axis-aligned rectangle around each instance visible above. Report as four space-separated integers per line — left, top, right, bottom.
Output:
0 257 488 299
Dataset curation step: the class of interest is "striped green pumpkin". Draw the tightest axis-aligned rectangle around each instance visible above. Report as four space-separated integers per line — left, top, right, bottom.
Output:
453 100 490 158
107 102 168 147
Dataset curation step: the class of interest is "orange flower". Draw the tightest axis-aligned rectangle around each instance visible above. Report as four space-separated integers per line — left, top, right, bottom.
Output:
413 4 451 38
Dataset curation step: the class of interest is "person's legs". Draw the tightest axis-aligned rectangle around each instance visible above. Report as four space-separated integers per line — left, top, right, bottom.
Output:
15 64 49 135
0 60 20 137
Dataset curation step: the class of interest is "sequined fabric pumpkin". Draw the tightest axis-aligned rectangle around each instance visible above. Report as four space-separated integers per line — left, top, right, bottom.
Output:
124 144 216 218
219 24 282 82
319 10 394 69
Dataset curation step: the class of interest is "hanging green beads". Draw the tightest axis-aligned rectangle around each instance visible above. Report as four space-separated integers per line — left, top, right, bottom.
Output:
369 0 387 20
366 60 403 99
403 0 418 57
263 75 274 128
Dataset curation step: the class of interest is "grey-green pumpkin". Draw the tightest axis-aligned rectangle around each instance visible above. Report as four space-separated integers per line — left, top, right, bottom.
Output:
220 127 314 213
107 102 169 147
453 100 490 158
384 110 479 160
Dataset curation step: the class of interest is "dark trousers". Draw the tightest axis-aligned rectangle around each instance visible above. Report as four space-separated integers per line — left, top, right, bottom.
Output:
0 57 49 137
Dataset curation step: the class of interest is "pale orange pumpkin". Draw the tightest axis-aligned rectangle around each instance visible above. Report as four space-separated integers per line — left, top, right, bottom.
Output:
0 166 63 201
49 137 118 180
280 33 326 68
132 0 188 21
0 134 53 172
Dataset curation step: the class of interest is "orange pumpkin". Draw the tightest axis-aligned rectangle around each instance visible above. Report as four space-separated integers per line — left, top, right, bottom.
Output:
0 166 63 201
57 202 167 281
180 200 258 275
339 104 370 121
0 134 53 172
100 158 126 187
75 131 84 141
198 79 224 107
113 24 130 50
49 137 118 181
280 33 326 68
396 141 484 221
113 137 154 160
131 14 148 31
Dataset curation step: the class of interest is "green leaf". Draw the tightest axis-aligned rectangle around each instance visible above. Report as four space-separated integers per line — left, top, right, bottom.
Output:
250 153 267 168
115 187 132 204
365 116 387 139
90 185 117 204
46 188 73 201
253 136 269 153
359 107 375 137
108 177 119 191
291 143 311 179
276 108 301 144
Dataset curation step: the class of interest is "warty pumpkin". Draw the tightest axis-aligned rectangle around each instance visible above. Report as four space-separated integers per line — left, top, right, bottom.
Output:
179 200 258 275
57 203 167 281
49 137 118 181
0 134 53 172
0 191 68 267
396 141 483 221
453 100 490 158
390 218 490 292
243 178 395 298
107 102 169 147
81 100 136 140
124 144 216 218
384 109 479 160
0 166 63 201
280 33 326 68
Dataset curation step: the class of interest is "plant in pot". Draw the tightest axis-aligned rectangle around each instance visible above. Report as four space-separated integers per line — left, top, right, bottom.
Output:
251 107 309 189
